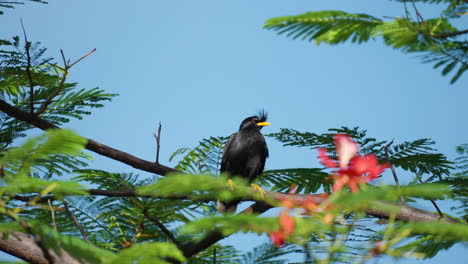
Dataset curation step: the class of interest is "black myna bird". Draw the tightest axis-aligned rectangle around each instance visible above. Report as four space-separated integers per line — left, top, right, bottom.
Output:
217 112 270 213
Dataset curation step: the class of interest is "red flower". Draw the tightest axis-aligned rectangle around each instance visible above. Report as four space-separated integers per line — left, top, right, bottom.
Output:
270 210 295 247
334 134 359 168
318 134 389 192
270 230 286 247
318 148 337 168
279 211 295 235
349 154 389 180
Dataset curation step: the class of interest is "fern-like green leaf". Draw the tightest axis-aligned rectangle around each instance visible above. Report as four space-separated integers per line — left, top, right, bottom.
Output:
257 168 330 193
0 129 87 177
264 11 382 45
103 242 185 264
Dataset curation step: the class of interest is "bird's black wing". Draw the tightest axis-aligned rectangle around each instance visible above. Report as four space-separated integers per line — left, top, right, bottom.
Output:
258 143 269 175
220 133 236 173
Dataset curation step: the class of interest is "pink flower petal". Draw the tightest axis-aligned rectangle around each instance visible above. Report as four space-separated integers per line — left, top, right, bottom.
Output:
318 148 338 168
270 231 286 247
279 211 295 235
334 134 359 168
332 174 348 192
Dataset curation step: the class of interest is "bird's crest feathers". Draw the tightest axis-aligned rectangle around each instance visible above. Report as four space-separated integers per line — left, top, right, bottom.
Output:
257 109 268 122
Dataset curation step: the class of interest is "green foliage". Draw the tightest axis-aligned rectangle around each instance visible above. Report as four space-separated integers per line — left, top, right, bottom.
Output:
257 168 330 193
138 173 266 202
387 139 453 181
0 1 47 16
267 127 386 154
0 36 117 151
264 11 382 45
73 170 197 249
182 214 280 236
30 223 114 264
0 130 89 204
239 243 298 264
0 129 89 177
394 235 455 259
268 126 453 182
103 242 186 264
188 244 241 264
169 136 227 174
264 5 467 84
329 184 452 212
2 177 86 200
397 222 468 241
443 144 468 220
1 3 466 263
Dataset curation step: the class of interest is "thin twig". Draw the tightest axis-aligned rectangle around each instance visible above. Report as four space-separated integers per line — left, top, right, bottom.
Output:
20 20 35 115
304 242 312 263
64 201 121 246
414 173 444 218
36 49 95 116
47 199 57 231
411 0 429 32
143 209 182 248
63 201 93 244
35 49 69 116
153 122 162 163
117 176 183 248
60 49 68 68
383 140 406 203
402 0 410 19
69 48 96 68
213 247 216 264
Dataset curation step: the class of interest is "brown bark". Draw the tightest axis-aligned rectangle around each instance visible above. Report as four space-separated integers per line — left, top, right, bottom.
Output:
0 232 82 264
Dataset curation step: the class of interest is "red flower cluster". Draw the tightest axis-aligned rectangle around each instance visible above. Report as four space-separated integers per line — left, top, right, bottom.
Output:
318 134 389 193
270 191 333 247
269 210 295 247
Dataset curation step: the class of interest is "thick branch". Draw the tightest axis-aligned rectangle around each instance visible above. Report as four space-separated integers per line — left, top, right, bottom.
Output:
178 201 272 260
9 190 459 224
0 99 179 176
0 232 81 264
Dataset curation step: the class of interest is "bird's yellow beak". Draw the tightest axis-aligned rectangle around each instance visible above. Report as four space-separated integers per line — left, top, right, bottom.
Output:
256 122 271 127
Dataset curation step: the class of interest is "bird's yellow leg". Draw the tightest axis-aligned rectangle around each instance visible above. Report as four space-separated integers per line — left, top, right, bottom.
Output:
251 183 266 199
226 179 235 190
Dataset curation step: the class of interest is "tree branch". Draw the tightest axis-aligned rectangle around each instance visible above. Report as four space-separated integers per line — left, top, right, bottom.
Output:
19 221 55 264
0 98 179 176
2 182 462 263
0 232 81 264
434 29 468 38
143 209 182 248
0 98 463 263
8 189 460 224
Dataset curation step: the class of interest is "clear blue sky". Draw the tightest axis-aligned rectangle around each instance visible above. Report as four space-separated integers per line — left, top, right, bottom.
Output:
2 0 467 263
